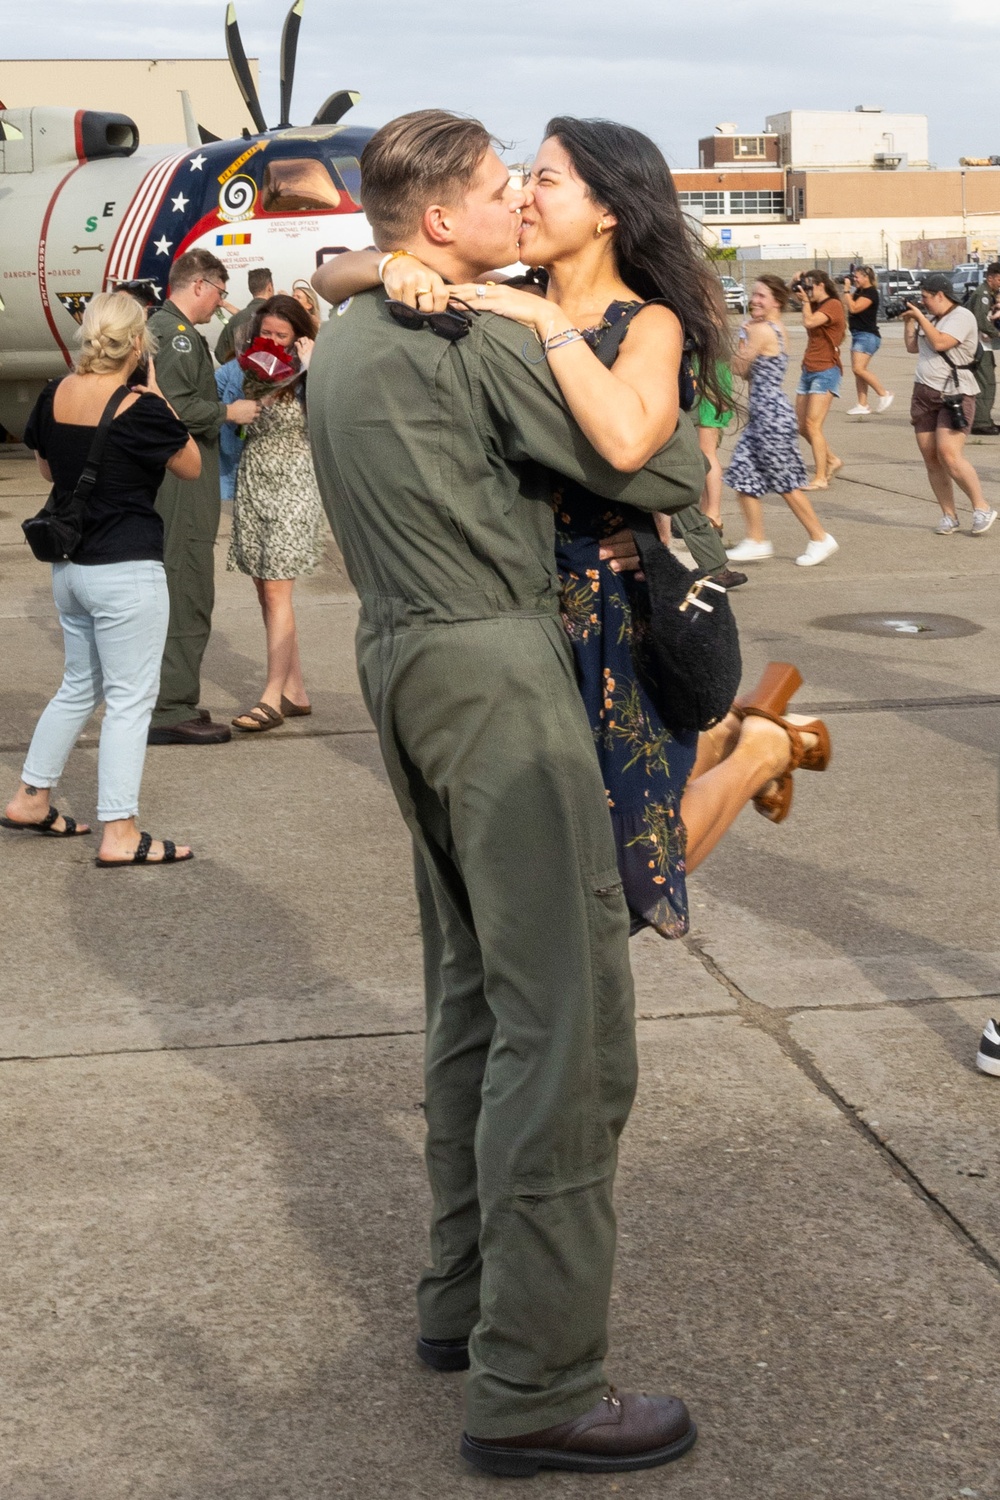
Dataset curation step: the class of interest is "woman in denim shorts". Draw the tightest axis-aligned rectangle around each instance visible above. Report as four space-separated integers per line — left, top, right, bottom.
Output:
794 270 846 489
844 267 893 415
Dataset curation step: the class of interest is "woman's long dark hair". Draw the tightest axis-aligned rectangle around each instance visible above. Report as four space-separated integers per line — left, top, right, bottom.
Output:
543 116 730 418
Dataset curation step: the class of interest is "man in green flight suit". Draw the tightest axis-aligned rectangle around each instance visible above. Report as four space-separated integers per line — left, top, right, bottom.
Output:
147 250 260 744
969 261 1000 435
309 111 704 1477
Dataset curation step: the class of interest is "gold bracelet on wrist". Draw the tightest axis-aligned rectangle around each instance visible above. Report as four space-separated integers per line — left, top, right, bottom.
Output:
378 250 413 284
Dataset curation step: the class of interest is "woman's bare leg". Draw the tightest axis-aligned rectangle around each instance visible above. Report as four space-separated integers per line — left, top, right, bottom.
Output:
698 426 723 525
257 579 303 711
915 430 957 516
736 492 767 543
936 427 989 512
782 488 827 543
799 391 839 486
682 715 820 871
689 712 742 781
852 350 886 402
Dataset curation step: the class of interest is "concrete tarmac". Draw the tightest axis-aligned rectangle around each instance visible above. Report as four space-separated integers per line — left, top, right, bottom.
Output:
1 322 998 1498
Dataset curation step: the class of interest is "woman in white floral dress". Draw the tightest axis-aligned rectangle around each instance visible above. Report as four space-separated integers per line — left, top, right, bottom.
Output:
226 294 326 731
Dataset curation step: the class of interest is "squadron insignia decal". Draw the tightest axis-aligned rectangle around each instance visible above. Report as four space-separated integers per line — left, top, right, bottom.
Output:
218 173 258 223
55 292 94 324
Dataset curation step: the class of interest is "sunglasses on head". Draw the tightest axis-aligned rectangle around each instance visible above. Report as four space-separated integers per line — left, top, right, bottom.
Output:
385 298 476 342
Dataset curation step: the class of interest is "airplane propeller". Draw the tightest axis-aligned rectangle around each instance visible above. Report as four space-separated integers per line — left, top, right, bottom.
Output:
225 2 269 135
312 90 362 126
278 0 303 129
213 0 360 140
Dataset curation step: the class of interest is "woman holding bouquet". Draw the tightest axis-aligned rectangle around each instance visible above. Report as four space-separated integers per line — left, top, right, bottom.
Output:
225 294 326 731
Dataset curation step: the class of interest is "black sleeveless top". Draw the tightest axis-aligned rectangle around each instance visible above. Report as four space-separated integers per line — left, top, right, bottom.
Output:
24 381 189 565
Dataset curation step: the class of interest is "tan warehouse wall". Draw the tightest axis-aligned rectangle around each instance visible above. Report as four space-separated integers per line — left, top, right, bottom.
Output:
0 58 260 145
790 170 1000 220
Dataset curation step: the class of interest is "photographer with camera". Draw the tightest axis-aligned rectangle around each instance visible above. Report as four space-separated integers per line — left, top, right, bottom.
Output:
902 273 996 536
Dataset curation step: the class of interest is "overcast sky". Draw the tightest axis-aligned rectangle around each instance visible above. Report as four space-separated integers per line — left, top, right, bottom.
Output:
5 0 999 168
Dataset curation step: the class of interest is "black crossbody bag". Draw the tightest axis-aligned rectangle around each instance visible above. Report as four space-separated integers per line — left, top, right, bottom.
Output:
22 385 129 563
592 304 742 734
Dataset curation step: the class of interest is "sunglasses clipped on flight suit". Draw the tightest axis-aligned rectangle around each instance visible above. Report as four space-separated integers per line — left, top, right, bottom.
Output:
385 297 478 341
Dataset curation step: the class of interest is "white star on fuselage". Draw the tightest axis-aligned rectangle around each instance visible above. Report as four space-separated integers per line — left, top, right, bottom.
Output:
154 235 173 256
188 153 207 172
171 193 190 213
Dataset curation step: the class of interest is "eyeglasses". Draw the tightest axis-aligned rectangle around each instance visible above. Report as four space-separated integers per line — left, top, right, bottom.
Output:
200 278 227 297
385 298 476 342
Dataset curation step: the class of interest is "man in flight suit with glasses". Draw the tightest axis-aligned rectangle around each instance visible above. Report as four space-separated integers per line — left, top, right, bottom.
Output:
309 110 704 1478
147 249 260 744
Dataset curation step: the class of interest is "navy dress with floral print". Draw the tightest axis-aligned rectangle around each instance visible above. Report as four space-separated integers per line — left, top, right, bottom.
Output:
553 301 698 938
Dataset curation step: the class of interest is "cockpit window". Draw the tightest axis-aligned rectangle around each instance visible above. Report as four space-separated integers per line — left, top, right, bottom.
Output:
328 156 362 205
262 158 342 212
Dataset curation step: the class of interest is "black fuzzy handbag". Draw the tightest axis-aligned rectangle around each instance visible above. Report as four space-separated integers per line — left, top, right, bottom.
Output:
595 303 741 734
22 385 128 563
631 520 742 733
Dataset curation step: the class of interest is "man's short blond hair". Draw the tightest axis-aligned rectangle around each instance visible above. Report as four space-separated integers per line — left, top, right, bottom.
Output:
359 109 495 249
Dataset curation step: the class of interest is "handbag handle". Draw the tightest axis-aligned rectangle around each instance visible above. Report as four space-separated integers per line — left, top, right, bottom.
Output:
65 383 131 512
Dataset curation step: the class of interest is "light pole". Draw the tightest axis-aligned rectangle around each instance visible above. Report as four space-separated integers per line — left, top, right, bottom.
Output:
961 168 968 249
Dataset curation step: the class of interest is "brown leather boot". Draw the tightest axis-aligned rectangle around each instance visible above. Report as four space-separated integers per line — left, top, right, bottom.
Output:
460 1388 696 1476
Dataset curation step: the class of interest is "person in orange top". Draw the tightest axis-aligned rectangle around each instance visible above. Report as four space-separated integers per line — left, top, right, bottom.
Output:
793 270 845 489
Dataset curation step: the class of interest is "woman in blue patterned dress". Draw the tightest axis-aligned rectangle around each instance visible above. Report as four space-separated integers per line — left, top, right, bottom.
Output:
724 276 839 568
320 123 831 934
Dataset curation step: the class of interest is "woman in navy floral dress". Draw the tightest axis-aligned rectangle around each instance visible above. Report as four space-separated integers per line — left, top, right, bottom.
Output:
550 300 698 935
324 123 833 930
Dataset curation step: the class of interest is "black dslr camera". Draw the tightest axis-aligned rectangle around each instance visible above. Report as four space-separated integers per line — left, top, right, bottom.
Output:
941 391 969 431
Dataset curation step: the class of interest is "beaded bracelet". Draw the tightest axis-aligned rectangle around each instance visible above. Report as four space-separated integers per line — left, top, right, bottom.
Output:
523 326 586 365
545 327 586 354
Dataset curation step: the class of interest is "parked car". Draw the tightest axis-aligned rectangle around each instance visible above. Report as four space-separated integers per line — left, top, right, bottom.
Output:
952 264 985 301
719 275 749 314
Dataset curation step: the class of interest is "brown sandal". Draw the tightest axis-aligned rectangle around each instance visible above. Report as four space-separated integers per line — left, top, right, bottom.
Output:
232 701 284 733
733 661 803 720
280 696 312 717
740 707 831 824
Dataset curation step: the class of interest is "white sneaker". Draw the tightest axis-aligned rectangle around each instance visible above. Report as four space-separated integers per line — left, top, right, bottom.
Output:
876 392 895 413
795 534 839 567
726 538 774 563
934 514 960 535
976 1018 1000 1076
846 404 871 416
972 507 997 536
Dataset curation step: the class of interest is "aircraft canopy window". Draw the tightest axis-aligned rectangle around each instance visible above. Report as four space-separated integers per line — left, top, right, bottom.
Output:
262 158 341 212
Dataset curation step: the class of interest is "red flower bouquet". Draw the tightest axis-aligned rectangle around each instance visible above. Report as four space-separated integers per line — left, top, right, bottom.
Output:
237 336 302 399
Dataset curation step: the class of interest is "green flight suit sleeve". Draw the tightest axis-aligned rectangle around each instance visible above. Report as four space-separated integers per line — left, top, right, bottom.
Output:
475 319 707 516
214 315 238 366
972 287 996 340
154 329 228 442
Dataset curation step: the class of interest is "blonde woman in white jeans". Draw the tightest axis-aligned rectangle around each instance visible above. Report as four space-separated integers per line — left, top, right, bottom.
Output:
1 293 201 866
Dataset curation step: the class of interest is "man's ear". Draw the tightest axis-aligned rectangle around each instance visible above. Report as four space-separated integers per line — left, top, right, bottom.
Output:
423 203 456 247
